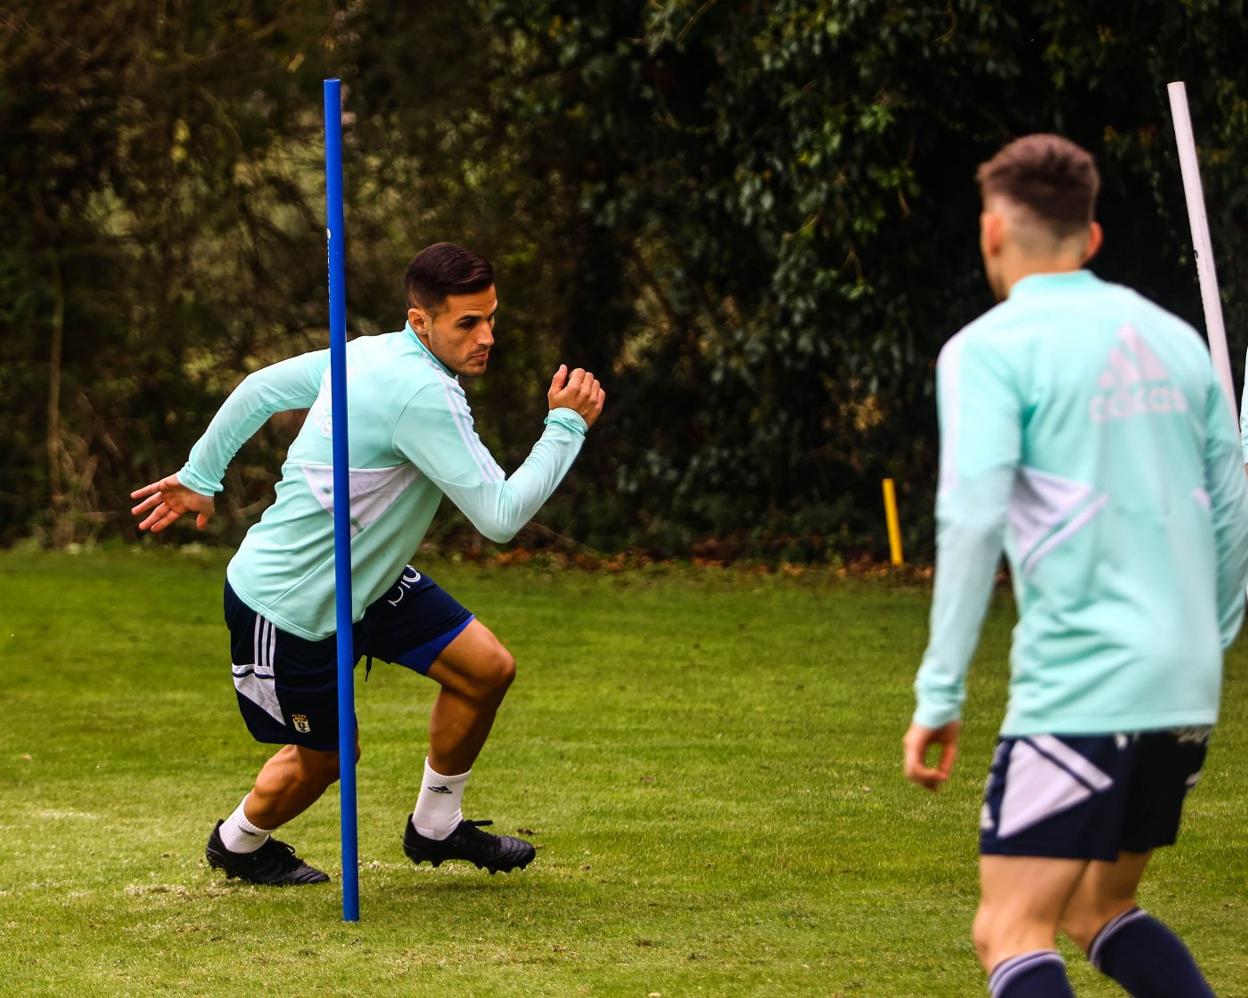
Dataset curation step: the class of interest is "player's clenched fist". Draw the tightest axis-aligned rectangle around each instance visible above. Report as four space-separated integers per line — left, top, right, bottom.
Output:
547 364 606 428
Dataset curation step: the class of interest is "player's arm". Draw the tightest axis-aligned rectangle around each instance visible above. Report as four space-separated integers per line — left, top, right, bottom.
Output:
395 365 604 543
1239 346 1248 474
1204 370 1248 647
906 333 1021 790
131 350 330 532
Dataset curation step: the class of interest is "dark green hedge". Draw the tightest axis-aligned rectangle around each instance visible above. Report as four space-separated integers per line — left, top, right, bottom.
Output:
4 1 1244 558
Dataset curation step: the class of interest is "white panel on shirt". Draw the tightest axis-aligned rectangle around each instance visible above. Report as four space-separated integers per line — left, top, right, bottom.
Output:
1008 466 1108 577
302 462 421 537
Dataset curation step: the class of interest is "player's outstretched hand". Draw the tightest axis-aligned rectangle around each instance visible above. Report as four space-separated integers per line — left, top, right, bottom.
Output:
902 720 962 792
130 474 215 533
547 365 606 429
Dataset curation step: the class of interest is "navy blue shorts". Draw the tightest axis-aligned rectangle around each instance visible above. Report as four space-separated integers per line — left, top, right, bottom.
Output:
224 566 474 751
979 729 1210 861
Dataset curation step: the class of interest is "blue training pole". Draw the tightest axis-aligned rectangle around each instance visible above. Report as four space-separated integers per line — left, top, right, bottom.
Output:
323 78 359 923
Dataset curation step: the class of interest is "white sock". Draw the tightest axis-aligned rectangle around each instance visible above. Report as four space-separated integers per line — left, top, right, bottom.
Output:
219 794 272 854
411 758 470 841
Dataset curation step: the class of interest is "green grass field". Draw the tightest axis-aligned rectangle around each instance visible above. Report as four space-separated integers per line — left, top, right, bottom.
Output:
1 549 1245 996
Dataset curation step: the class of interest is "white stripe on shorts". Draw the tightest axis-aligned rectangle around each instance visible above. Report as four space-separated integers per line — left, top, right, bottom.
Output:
996 740 1106 839
1029 734 1115 792
236 615 283 724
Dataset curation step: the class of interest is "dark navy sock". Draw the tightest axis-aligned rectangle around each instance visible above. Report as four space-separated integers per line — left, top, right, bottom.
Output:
1089 907 1214 997
988 950 1075 997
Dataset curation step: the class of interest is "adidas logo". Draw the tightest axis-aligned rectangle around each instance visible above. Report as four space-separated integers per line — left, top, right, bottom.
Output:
427 785 453 795
1089 324 1188 423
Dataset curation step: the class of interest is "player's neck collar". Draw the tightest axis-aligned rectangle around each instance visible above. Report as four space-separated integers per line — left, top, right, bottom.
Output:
404 322 457 378
1009 269 1098 298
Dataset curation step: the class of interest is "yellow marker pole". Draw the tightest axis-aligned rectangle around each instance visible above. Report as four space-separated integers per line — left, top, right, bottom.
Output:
882 478 904 566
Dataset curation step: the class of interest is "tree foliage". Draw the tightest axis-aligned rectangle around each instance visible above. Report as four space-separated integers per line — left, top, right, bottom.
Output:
3 1 1246 558
1 1 331 544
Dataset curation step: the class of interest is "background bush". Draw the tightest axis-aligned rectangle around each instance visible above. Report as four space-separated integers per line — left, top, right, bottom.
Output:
4 0 1245 558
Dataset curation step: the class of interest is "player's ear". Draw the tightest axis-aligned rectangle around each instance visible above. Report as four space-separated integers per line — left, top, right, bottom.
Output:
1082 221 1104 264
407 306 427 334
979 210 1005 258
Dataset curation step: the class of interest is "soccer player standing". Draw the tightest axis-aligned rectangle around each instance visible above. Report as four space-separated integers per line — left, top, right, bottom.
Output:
904 135 1248 996
131 242 604 885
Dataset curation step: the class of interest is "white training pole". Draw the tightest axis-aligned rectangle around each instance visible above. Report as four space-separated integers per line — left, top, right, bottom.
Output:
1167 81 1238 429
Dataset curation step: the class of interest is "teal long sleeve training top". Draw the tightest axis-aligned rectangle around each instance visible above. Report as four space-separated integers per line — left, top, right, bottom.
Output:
915 271 1248 736
179 324 588 640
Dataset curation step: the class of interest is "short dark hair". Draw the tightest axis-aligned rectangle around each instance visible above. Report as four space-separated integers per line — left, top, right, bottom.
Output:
976 134 1100 237
403 242 495 312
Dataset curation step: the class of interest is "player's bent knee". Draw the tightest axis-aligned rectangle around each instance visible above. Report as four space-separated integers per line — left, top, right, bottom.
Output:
972 905 997 966
971 903 1030 968
494 646 516 690
972 901 1062 971
475 643 516 699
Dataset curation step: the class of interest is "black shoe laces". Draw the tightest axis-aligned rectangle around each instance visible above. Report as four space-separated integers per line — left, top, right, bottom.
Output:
456 819 497 846
252 838 302 874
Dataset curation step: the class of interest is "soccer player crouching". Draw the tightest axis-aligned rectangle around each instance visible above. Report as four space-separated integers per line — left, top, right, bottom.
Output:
131 242 604 885
904 135 1248 996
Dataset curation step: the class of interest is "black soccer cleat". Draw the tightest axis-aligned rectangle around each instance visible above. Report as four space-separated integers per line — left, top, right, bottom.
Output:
205 820 330 886
402 817 536 874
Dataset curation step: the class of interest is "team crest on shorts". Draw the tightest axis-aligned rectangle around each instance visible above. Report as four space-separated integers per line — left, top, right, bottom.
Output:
292 713 311 733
